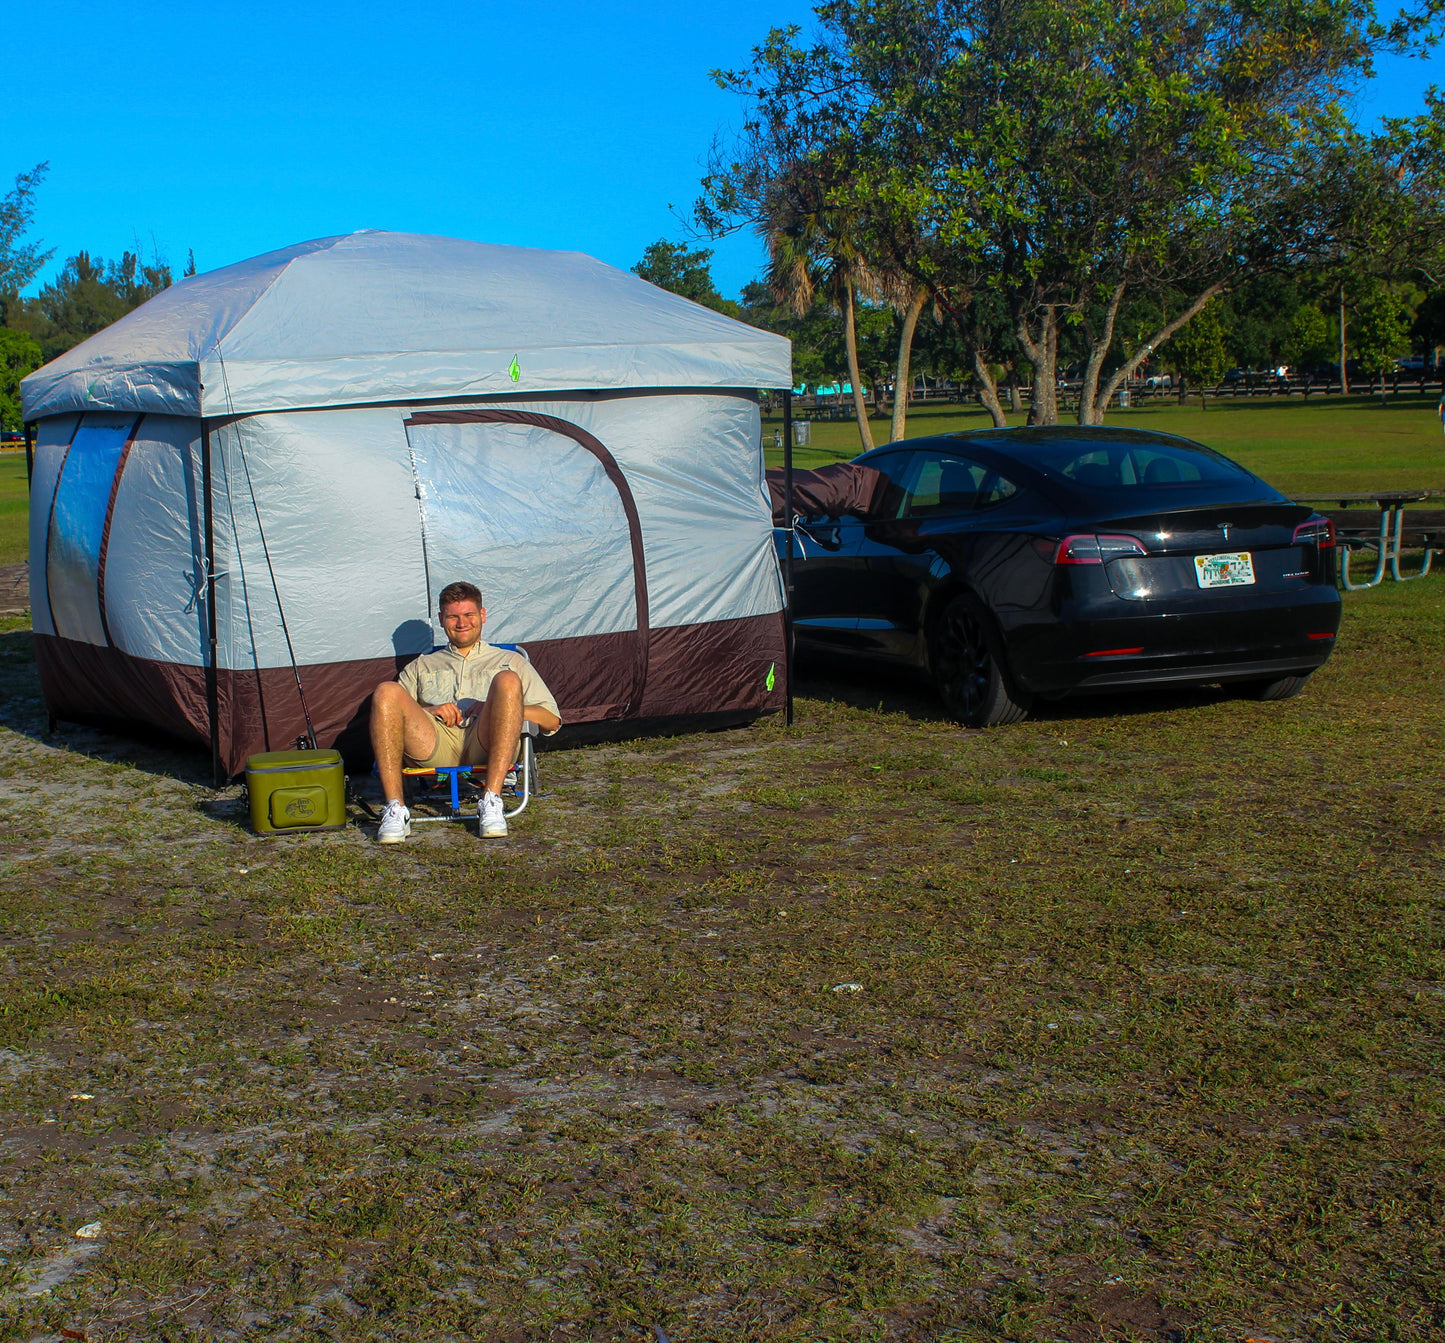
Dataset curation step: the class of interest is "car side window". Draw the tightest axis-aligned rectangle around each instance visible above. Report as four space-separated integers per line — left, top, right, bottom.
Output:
1060 446 1210 488
897 451 1019 517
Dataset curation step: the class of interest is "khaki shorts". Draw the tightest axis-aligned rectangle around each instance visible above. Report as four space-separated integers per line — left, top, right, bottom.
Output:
406 718 521 771
407 718 486 771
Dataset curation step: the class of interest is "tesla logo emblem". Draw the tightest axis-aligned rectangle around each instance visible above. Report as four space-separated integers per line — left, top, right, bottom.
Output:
1218 522 1232 541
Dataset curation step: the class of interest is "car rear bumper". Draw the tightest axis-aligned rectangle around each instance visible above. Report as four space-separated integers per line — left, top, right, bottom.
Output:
1006 590 1341 694
1068 653 1329 689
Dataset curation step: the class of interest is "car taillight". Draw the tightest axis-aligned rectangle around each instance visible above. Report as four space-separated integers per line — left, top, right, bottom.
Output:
1055 533 1148 564
1293 516 1336 549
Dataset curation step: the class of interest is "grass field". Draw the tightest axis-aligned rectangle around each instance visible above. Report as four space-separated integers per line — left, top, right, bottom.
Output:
1 404 1442 1338
0 565 1441 1338
765 392 1445 498
0 454 29 567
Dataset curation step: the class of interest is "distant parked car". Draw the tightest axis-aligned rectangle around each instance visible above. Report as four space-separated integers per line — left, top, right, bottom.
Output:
0 431 22 445
779 427 1341 727
1144 374 1173 389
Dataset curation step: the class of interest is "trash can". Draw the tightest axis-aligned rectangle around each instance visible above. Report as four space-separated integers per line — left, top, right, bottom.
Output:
793 421 812 446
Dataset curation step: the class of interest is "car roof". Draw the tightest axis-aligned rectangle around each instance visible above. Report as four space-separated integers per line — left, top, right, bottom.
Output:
859 425 1214 461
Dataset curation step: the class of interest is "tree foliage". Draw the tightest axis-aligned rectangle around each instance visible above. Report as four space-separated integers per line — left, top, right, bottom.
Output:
0 328 42 430
0 163 52 296
1169 301 1231 409
702 0 1444 425
632 239 741 317
6 250 174 364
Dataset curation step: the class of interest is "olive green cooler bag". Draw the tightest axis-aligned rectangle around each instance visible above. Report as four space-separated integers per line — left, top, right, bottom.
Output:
246 749 347 835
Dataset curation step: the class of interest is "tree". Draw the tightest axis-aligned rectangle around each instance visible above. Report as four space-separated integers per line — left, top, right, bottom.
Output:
704 0 1443 426
739 279 843 392
0 163 51 296
1350 279 1415 398
0 328 42 430
1283 303 1333 374
1168 301 1230 409
632 239 740 317
10 250 174 363
1411 287 1445 362
755 169 887 450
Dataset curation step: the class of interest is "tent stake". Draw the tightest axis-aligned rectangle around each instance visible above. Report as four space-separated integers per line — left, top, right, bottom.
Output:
201 420 222 786
782 391 795 727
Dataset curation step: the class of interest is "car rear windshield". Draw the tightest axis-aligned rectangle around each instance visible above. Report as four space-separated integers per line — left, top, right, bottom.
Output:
1016 438 1253 491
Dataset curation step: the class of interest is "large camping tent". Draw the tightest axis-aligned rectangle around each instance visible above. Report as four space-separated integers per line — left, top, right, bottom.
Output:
22 231 793 776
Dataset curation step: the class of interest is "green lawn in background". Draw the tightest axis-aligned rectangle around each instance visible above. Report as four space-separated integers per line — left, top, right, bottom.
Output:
0 453 29 566
765 391 1445 498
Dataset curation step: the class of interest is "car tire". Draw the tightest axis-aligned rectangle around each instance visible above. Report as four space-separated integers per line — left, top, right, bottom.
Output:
929 593 1032 728
1239 673 1312 701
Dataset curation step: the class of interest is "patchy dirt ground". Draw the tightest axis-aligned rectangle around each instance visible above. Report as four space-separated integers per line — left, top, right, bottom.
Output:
1 585 1442 1342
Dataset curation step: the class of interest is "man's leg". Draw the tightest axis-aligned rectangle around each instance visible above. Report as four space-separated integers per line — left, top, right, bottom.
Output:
470 669 524 797
370 681 442 802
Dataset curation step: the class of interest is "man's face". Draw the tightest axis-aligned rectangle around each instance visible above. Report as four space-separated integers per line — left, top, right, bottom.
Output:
439 599 484 651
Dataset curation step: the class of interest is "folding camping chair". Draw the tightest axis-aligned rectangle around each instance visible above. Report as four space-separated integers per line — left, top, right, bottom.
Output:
379 642 543 830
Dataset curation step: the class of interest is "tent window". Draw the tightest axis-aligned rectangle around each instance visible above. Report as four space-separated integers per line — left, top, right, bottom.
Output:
46 416 136 645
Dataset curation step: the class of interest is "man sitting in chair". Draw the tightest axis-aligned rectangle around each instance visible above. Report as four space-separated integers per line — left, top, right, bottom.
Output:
371 581 561 842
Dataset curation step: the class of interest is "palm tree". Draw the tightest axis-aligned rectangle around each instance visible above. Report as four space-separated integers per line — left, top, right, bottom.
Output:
760 176 883 453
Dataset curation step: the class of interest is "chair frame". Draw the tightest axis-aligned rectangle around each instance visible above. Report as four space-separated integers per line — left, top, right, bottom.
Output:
402 719 539 826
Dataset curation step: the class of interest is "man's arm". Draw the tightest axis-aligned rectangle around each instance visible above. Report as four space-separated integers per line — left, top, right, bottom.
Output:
524 705 561 733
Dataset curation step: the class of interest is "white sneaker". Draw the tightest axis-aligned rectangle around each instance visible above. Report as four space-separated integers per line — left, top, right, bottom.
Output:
479 790 508 838
376 800 411 844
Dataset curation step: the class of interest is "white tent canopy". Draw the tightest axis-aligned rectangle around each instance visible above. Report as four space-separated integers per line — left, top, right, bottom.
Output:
23 231 793 775
22 230 791 421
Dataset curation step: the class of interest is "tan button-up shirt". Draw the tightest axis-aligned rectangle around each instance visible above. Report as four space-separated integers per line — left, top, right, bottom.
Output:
398 642 561 734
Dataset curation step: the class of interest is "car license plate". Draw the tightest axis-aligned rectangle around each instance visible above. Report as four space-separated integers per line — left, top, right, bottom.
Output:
1194 551 1255 588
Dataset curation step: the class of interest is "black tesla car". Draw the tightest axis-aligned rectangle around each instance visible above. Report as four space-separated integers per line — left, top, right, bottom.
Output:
777 426 1341 727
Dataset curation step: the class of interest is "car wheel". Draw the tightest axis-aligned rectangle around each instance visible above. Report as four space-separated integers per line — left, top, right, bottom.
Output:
929 593 1032 727
1239 673 1312 702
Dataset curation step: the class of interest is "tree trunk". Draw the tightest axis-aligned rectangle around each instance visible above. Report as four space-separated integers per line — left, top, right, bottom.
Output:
889 288 927 444
972 348 1008 427
843 284 875 453
1339 285 1350 395
1078 283 1128 425
1087 284 1225 424
1016 305 1059 425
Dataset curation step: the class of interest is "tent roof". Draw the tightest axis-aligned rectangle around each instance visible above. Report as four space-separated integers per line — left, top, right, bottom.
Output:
21 230 793 420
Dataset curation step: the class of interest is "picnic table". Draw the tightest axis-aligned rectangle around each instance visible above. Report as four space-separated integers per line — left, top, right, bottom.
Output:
1291 489 1445 590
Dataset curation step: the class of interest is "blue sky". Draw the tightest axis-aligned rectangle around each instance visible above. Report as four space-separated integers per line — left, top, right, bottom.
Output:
8 1 1440 302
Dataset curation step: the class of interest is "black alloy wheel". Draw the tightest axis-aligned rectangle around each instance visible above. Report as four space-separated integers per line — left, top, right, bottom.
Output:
929 593 1032 728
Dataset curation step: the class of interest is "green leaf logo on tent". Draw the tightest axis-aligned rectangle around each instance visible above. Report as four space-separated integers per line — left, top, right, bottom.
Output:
508 355 520 382
765 662 776 692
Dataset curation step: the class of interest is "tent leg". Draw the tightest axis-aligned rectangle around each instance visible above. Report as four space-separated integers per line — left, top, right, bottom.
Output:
201 420 222 786
24 422 35 489
782 391 795 728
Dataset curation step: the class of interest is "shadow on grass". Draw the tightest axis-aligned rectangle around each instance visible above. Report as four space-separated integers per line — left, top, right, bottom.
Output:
795 653 1239 730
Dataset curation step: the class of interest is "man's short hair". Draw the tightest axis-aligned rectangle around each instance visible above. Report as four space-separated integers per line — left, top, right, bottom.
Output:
437 581 483 611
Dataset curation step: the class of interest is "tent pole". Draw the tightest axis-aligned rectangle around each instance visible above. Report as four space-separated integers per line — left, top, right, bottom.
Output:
201 420 222 786
782 391 795 728
23 422 35 488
